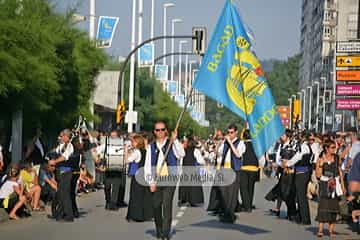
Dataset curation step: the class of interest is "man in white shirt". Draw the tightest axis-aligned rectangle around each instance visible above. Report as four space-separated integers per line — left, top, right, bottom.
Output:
217 124 245 223
144 121 185 240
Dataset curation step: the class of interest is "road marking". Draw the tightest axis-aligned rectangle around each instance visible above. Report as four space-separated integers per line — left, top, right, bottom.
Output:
180 206 187 211
171 206 187 228
171 219 179 227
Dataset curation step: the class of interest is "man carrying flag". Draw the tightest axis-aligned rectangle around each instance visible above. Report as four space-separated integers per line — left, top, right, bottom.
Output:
193 0 284 165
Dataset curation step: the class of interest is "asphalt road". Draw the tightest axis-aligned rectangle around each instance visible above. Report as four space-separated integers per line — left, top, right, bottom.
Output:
0 177 358 240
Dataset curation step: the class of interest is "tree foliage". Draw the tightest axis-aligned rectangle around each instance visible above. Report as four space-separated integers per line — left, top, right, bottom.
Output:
204 55 300 132
266 54 300 105
0 0 106 137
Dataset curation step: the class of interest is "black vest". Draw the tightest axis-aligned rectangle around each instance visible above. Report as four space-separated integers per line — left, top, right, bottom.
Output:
295 144 313 167
243 141 258 166
183 147 197 167
280 142 297 160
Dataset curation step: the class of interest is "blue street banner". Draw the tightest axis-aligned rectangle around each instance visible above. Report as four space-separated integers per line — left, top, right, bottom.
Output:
192 0 284 158
167 81 177 96
154 65 168 81
138 43 154 67
175 95 185 107
96 16 119 48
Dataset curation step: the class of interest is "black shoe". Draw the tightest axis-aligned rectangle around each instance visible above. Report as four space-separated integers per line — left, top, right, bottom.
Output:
287 215 297 222
269 209 280 217
105 202 110 210
47 214 56 220
73 212 80 218
117 201 128 208
156 232 163 239
57 218 74 223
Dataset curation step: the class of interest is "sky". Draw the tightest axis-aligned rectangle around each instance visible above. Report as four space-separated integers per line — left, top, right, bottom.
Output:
52 0 301 61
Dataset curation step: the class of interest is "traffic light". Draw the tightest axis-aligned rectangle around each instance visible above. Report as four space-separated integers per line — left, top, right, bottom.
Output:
192 27 207 55
116 101 125 124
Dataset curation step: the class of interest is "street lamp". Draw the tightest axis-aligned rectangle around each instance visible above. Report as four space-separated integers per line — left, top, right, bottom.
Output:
314 81 320 133
150 0 155 65
307 86 313 130
178 40 187 95
163 3 175 65
171 18 183 82
188 60 197 97
288 98 293 129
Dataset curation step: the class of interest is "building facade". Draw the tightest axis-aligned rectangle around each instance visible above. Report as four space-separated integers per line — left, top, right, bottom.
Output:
299 0 359 132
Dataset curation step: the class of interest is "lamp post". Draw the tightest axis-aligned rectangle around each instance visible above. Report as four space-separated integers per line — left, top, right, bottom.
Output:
321 76 327 134
184 55 189 98
301 89 306 129
307 86 313 130
127 0 137 133
297 91 302 125
170 18 183 82
150 0 155 66
178 40 187 96
163 3 175 65
188 60 197 98
314 81 320 133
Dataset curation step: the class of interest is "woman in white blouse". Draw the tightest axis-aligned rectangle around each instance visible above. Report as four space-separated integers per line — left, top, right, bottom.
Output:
125 134 152 222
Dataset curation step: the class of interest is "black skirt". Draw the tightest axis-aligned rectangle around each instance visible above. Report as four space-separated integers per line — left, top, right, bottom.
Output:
316 197 339 223
126 176 153 222
178 185 204 205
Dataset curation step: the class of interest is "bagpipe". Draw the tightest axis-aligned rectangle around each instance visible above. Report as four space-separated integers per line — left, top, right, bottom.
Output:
45 115 90 161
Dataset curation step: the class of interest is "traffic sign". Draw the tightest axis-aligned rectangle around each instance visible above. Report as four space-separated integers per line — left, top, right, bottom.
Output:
337 41 360 53
336 85 360 95
336 55 360 67
336 99 360 110
336 70 360 81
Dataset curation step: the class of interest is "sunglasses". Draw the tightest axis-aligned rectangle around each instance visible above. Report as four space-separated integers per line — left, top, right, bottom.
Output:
49 165 56 167
155 128 166 132
227 131 235 134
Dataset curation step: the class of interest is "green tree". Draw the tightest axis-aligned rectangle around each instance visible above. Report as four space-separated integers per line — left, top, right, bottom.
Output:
0 0 106 138
266 54 300 105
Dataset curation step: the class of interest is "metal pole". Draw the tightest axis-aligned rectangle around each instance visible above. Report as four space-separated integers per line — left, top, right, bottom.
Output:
138 0 143 45
308 86 312 130
288 98 293 129
297 92 302 127
178 41 186 95
185 55 189 98
89 0 96 40
314 81 320 133
322 76 327 134
89 0 96 128
302 89 306 129
128 0 137 133
163 3 175 66
171 19 182 81
150 0 155 74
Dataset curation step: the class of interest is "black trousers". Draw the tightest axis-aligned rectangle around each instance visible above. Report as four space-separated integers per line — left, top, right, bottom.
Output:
280 172 297 217
117 170 126 205
104 170 125 208
40 183 56 205
219 171 240 222
295 171 311 224
71 173 80 216
152 186 176 238
54 171 73 220
239 170 257 211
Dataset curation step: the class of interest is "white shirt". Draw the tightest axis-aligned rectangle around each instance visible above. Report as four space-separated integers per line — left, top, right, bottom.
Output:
217 138 246 168
286 142 311 167
0 180 18 199
127 149 141 163
311 142 322 164
55 142 74 161
144 138 185 184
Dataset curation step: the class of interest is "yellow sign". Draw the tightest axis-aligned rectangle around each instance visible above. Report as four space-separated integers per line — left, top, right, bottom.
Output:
336 55 360 67
293 100 301 121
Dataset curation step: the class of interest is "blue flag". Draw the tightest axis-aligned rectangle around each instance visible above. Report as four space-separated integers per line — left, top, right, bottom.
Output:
193 0 284 158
